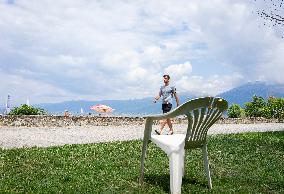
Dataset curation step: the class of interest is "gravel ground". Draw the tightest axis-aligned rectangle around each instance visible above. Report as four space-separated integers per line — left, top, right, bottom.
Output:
0 123 283 149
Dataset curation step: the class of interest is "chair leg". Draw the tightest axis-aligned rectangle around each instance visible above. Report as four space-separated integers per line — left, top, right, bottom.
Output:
182 150 186 177
202 144 212 189
139 141 148 185
169 149 184 194
139 119 153 185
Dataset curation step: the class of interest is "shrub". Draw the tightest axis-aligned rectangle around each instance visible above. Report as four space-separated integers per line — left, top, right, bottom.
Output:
228 104 242 118
8 104 47 116
244 95 266 117
267 97 284 121
243 95 284 121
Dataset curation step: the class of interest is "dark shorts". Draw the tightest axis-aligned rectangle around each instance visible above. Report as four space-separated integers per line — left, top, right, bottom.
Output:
162 103 172 113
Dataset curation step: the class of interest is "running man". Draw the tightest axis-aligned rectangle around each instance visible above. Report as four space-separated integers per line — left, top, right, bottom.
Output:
154 74 180 135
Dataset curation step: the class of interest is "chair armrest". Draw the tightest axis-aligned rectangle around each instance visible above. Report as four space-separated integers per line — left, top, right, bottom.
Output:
145 110 176 121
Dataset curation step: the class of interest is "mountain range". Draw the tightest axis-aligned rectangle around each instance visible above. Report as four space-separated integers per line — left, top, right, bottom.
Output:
35 94 197 116
217 81 284 106
1 81 283 115
34 81 284 116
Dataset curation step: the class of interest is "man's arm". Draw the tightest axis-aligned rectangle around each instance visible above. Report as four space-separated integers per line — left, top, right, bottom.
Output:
174 92 180 107
154 91 162 103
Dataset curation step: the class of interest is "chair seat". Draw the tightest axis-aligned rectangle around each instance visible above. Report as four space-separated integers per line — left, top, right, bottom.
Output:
151 134 186 156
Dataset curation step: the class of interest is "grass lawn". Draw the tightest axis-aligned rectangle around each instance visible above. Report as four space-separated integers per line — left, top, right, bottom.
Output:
0 131 283 193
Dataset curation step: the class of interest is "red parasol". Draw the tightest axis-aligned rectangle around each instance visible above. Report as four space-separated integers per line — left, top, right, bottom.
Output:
90 104 115 113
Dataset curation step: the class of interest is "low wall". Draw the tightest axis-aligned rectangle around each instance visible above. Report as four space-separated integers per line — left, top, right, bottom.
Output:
0 116 145 127
0 115 281 127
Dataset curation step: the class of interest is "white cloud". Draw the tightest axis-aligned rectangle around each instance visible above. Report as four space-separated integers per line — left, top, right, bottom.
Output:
0 0 283 104
0 70 77 105
164 61 192 79
256 41 284 84
176 73 244 96
126 67 147 81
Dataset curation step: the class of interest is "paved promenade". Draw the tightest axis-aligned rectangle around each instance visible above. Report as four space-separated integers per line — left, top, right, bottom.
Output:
0 123 283 149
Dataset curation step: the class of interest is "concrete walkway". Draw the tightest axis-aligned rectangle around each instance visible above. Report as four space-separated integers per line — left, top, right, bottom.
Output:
0 123 283 149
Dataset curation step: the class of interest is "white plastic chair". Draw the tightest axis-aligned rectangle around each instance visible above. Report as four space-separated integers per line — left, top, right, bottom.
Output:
139 97 228 194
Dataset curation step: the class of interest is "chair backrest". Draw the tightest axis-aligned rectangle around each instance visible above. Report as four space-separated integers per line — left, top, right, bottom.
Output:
167 97 228 149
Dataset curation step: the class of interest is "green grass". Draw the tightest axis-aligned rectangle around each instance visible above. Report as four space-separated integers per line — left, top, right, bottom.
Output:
0 132 283 193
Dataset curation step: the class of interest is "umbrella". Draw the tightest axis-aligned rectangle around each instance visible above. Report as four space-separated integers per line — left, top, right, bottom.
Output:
90 104 115 113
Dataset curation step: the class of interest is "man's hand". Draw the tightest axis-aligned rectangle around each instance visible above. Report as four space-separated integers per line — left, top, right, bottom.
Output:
153 96 160 103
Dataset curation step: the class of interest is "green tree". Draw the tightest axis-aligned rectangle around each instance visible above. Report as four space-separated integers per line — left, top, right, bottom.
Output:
8 104 47 115
267 97 284 121
228 104 242 118
244 95 266 117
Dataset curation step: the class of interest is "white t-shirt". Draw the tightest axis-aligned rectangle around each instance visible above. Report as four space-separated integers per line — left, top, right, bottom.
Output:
160 85 176 104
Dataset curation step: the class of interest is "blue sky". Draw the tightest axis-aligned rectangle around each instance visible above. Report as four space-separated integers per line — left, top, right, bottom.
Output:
0 0 283 105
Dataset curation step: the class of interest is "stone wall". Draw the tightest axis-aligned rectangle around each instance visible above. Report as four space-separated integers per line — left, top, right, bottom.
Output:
0 115 146 127
0 115 281 127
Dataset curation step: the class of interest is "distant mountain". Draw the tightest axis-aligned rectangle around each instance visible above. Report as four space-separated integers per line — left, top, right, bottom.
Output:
36 81 284 115
36 93 197 116
217 81 284 106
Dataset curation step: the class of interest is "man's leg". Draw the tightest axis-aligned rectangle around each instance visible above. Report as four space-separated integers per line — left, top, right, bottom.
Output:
167 118 174 134
157 104 167 134
159 119 167 133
